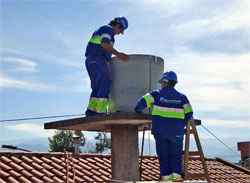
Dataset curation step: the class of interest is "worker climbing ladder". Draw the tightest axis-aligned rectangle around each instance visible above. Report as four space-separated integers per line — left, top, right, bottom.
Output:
184 120 211 183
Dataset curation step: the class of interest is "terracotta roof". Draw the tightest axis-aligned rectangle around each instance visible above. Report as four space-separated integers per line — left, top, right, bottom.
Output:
0 152 249 183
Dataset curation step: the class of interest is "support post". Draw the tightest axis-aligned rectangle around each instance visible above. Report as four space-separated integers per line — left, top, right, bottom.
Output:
111 125 139 181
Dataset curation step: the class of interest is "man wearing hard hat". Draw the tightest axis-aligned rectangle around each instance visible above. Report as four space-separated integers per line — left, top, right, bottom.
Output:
85 17 129 116
135 71 194 181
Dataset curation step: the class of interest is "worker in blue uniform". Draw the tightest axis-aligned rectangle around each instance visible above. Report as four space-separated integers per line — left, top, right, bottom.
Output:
135 71 194 181
85 17 129 116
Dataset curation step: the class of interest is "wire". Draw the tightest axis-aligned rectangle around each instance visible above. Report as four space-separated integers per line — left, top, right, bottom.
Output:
201 124 240 156
0 113 84 123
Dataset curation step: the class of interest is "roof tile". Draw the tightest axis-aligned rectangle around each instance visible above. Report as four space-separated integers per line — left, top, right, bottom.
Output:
31 169 44 178
19 176 32 183
52 176 64 183
41 168 54 177
74 176 85 182
88 162 100 170
8 170 21 178
81 168 93 176
41 162 53 170
79 157 88 164
78 161 92 170
0 178 7 183
0 156 11 163
83 175 94 182
0 153 249 183
20 162 33 171
41 176 54 183
92 174 104 182
99 168 110 177
9 162 23 171
0 170 9 178
0 162 12 171
31 156 43 164
51 168 65 177
51 156 62 164
30 176 43 183
40 156 52 164
7 177 19 183
10 156 22 164
50 162 64 170
20 169 32 178
31 162 43 170
21 156 33 163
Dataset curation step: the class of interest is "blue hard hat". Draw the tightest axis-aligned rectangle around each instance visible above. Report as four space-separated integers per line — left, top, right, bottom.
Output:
159 71 178 83
116 17 128 31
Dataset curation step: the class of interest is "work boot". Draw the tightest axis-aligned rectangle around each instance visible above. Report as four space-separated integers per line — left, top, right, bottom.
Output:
171 173 183 182
161 173 182 182
161 175 173 182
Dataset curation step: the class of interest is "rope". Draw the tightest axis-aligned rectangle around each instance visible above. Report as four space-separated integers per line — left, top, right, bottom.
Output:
201 124 240 157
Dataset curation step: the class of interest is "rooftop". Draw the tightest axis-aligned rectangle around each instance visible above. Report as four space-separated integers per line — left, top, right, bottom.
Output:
0 152 249 183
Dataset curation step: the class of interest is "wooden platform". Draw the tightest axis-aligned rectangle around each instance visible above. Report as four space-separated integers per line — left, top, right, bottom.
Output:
44 112 201 132
44 112 152 131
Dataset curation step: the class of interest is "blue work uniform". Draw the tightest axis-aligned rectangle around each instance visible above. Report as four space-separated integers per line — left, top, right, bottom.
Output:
85 25 115 116
135 87 193 176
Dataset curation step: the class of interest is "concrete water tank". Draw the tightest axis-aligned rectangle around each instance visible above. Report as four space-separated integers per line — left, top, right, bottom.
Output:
110 54 164 113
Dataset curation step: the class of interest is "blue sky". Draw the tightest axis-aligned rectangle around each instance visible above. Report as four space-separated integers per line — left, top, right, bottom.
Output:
0 0 249 158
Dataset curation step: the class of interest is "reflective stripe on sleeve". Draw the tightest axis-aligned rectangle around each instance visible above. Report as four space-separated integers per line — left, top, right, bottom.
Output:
183 103 193 114
89 36 102 44
143 93 154 108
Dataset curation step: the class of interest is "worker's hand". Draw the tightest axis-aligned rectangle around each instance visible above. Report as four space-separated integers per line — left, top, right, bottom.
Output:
117 52 129 62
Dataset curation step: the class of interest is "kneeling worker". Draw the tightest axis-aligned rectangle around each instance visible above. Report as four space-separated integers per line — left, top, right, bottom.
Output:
135 71 194 181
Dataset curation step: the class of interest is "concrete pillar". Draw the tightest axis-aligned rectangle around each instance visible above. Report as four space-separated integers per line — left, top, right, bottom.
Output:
111 125 139 181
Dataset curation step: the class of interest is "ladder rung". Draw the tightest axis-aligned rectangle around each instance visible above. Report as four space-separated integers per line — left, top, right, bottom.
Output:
184 129 195 134
189 151 200 156
182 151 202 156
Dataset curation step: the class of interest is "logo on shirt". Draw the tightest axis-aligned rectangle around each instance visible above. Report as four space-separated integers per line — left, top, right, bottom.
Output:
160 97 182 104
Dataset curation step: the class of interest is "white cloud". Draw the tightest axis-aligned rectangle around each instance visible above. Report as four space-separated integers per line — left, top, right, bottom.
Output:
203 119 250 129
0 73 56 91
138 0 250 46
166 52 250 114
2 57 38 73
6 123 54 137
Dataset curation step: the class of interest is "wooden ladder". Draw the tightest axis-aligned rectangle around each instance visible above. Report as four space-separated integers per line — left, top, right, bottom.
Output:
184 120 211 183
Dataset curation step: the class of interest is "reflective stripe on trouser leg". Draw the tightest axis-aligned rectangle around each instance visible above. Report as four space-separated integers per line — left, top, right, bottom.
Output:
85 59 111 114
87 97 109 113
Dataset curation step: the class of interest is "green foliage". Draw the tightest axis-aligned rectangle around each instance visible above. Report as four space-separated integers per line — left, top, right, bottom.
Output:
48 130 85 152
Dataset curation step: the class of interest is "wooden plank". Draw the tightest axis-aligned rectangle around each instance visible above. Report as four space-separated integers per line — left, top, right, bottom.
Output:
44 112 201 132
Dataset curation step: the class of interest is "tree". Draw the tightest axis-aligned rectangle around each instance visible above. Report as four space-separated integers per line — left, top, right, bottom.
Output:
48 130 85 152
95 132 111 153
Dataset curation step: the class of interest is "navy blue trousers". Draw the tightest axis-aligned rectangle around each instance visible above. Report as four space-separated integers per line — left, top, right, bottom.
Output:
85 58 111 116
154 134 183 176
